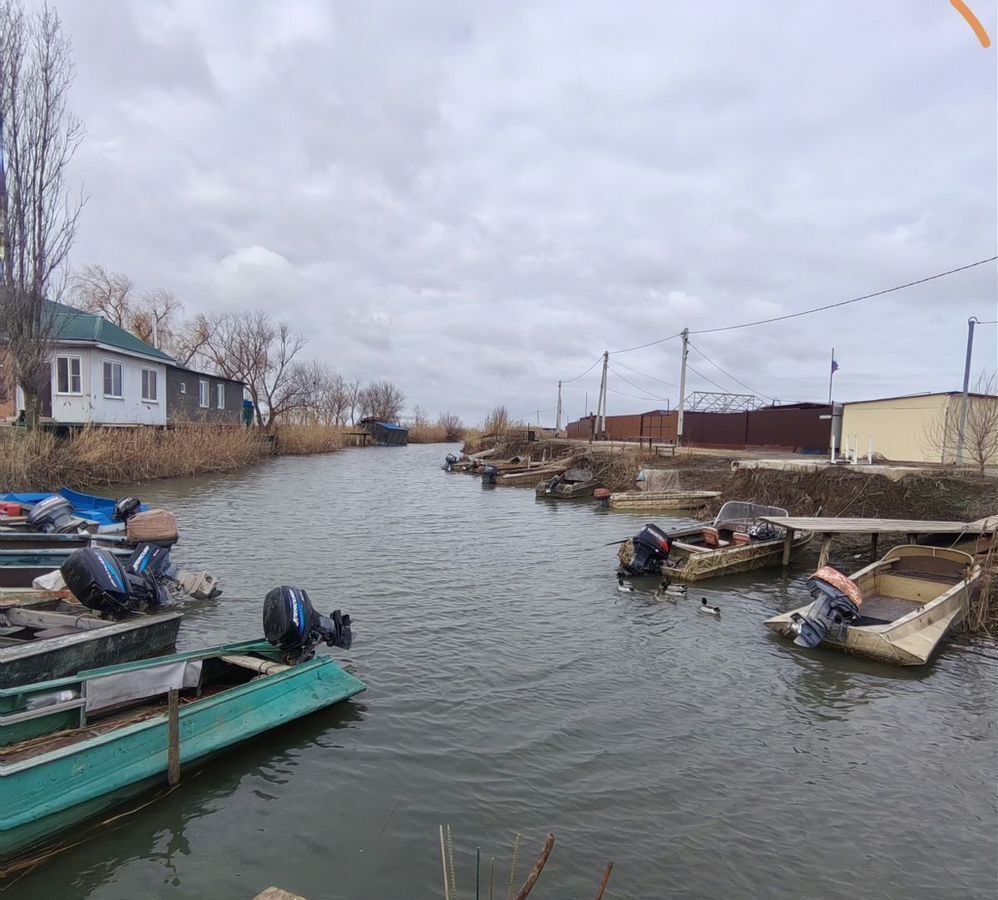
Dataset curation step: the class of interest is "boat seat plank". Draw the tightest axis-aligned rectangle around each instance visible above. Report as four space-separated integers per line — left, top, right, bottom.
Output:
760 516 994 535
671 540 711 553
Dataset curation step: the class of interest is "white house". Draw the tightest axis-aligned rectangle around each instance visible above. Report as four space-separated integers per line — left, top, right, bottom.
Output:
6 301 175 426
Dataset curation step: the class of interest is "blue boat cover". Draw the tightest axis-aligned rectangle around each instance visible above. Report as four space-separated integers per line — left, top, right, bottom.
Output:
0 488 148 526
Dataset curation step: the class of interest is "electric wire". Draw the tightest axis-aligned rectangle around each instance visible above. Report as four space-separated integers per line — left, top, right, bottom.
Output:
609 330 683 354
561 356 604 384
688 341 775 402
607 363 671 402
685 362 729 393
688 256 997 336
608 357 680 389
606 385 671 403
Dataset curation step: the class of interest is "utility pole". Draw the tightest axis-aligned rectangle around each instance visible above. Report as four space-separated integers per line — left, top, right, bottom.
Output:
827 347 835 404
955 317 977 465
676 328 689 444
596 350 609 440
556 380 562 431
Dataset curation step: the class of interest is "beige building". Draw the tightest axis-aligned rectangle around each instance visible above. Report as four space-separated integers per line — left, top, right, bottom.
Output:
841 391 998 465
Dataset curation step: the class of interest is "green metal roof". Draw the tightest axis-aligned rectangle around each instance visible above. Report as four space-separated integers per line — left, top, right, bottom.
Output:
45 300 176 362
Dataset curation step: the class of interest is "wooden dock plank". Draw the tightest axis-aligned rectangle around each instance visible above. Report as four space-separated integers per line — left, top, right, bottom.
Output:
761 517 995 534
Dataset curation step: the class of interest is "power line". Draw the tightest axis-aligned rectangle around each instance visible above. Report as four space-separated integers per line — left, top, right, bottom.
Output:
562 355 603 384
688 341 774 401
609 357 680 389
685 362 729 393
609 330 683 354
606 385 671 404
607 363 671 401
690 256 997 336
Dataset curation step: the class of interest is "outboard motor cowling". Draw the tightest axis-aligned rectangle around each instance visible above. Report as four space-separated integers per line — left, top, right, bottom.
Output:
61 546 170 619
114 496 141 522
618 523 673 576
481 465 499 485
791 575 861 648
26 496 77 533
263 586 353 664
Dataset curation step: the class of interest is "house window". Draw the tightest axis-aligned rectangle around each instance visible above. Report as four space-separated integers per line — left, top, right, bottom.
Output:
180 382 187 394
55 356 82 395
141 369 158 402
216 383 225 409
199 380 209 408
103 361 123 398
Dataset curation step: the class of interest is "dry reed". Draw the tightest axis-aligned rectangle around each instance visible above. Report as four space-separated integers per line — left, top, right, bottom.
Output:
408 422 450 443
274 423 346 455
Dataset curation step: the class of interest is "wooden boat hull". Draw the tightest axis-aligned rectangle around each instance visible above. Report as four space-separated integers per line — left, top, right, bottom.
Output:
764 546 979 666
0 547 134 588
664 533 812 583
535 480 600 499
0 641 365 857
0 594 182 689
0 532 127 552
609 490 720 512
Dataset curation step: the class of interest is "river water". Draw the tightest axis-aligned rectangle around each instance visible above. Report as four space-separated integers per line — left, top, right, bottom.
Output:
8 444 997 899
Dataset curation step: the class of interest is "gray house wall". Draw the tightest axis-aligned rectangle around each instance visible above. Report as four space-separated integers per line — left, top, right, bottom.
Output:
166 366 244 425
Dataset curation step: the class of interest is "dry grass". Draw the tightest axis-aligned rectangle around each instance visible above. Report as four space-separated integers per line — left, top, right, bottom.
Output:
274 423 346 455
0 422 349 490
408 422 450 443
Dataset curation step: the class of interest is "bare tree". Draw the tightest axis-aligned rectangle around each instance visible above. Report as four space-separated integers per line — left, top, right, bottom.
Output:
411 405 429 427
922 373 998 474
345 377 362 426
172 313 216 368
437 411 464 441
0 1 84 426
70 264 133 326
197 311 306 427
70 264 184 353
360 380 405 422
482 405 510 437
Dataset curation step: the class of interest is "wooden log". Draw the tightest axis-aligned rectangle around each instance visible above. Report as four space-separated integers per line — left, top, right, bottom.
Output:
220 654 291 676
781 530 794 566
594 862 614 900
512 833 555 900
871 533 879 557
167 688 180 786
817 534 833 568
253 890 307 900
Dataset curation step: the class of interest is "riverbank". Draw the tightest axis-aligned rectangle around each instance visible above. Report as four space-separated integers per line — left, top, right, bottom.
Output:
0 423 349 490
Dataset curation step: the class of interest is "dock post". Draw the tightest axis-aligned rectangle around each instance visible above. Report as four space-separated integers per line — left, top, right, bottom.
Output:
168 689 181 786
870 533 879 557
781 530 794 566
818 534 833 568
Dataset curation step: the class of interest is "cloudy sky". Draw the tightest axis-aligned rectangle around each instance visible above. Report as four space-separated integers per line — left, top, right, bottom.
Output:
57 0 996 425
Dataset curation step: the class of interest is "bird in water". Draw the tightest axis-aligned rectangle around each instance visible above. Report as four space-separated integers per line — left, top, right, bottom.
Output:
653 577 686 602
617 574 635 593
699 598 721 617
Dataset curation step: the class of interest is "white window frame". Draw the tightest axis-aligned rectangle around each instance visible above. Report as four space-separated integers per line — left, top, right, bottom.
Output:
55 356 83 395
199 380 209 409
216 383 225 409
141 368 159 403
102 359 124 399
179 381 187 394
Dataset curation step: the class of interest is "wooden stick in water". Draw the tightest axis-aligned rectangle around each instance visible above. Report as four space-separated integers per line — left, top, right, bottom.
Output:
167 689 180 786
512 833 555 900
489 857 495 900
447 824 457 898
506 833 521 900
439 826 451 900
594 862 614 900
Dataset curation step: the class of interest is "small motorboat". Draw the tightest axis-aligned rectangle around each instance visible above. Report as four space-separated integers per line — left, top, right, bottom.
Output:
535 468 601 500
0 586 362 859
764 545 980 666
616 501 811 583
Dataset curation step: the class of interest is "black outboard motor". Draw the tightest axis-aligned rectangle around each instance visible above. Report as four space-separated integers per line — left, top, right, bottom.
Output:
263 586 353 664
619 523 673 576
791 576 861 648
26 496 77 533
443 453 459 472
61 546 171 619
114 496 141 522
481 464 499 485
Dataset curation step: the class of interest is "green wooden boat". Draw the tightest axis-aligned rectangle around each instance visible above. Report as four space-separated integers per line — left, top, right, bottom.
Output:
0 592 182 689
0 639 365 859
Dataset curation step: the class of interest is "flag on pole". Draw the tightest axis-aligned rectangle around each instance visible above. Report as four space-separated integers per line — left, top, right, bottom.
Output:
831 358 839 374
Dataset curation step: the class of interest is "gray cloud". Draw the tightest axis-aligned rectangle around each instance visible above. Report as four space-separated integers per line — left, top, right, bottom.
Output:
57 0 996 424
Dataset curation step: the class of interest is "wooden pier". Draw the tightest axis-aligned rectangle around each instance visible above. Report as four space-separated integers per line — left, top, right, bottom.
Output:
761 516 998 568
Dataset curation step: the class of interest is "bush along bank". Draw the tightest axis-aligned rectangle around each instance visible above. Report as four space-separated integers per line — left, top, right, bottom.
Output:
0 423 349 490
